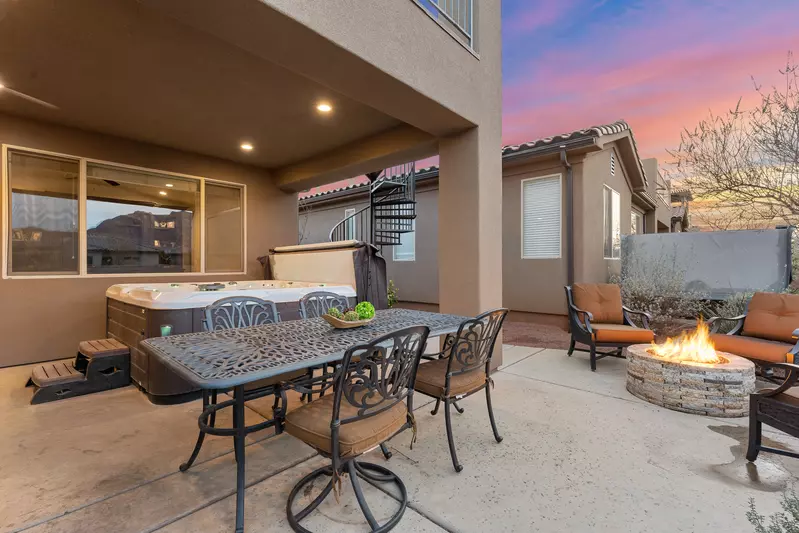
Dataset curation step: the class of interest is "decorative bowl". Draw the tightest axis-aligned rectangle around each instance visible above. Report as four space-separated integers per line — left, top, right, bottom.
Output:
322 314 374 329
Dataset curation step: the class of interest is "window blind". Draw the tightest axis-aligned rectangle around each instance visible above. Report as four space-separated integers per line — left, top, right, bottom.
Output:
521 176 561 259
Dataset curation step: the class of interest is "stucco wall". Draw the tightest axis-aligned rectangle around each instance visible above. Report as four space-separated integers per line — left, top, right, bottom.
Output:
578 147 632 283
0 114 298 366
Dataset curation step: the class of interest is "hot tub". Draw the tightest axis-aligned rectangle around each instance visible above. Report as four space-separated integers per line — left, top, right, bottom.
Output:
105 280 356 402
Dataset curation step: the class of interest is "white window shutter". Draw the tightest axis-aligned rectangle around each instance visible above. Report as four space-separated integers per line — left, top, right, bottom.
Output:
521 176 561 259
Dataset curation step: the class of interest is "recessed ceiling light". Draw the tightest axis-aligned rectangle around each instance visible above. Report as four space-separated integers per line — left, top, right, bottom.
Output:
316 102 333 113
240 142 254 152
165 183 174 188
0 83 5 91
159 191 167 196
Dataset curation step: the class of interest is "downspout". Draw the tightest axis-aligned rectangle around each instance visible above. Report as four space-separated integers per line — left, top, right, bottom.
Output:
560 146 575 286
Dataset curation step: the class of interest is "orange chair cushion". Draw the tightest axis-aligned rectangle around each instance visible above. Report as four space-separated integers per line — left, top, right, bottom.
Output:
414 358 487 398
592 323 654 344
284 394 407 458
572 283 624 324
710 333 792 364
743 292 799 344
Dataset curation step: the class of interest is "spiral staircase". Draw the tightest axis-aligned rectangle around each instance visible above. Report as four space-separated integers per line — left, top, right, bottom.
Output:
328 162 416 249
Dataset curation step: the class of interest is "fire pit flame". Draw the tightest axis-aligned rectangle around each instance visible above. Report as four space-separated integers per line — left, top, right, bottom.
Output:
649 319 723 365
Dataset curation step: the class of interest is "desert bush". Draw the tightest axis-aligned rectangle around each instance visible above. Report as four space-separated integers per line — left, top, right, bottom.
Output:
387 280 399 308
747 488 799 533
702 291 754 333
612 251 707 333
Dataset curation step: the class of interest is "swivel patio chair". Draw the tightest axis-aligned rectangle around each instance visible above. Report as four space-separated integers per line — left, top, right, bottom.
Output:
284 325 430 533
708 292 799 371
413 308 508 473
565 284 654 371
180 296 303 473
747 363 799 462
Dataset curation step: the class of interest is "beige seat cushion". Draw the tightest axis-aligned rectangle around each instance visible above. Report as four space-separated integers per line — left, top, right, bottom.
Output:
284 394 407 458
244 369 308 392
711 333 792 364
592 323 654 344
572 284 624 324
743 292 799 343
79 339 129 358
414 358 486 398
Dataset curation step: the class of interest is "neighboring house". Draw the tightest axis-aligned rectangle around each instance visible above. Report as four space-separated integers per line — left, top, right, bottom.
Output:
0 0 502 367
299 121 680 317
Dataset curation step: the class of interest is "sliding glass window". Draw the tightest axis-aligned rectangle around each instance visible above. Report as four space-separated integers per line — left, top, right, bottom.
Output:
4 147 245 277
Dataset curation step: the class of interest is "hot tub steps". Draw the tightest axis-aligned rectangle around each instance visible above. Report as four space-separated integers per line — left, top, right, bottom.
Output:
25 339 131 404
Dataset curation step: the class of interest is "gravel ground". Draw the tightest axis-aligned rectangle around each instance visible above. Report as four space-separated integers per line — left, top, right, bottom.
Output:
503 320 572 349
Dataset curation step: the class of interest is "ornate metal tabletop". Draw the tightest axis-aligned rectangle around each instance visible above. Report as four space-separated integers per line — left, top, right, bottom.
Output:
141 308 468 389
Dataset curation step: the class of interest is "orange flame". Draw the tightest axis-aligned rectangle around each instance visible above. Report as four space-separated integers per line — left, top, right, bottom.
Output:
649 319 722 364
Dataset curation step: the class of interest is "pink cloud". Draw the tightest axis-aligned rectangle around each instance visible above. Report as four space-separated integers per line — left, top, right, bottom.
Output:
504 0 579 35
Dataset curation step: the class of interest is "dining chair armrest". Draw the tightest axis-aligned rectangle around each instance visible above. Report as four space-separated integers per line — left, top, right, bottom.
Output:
622 306 652 329
706 315 746 334
755 363 799 397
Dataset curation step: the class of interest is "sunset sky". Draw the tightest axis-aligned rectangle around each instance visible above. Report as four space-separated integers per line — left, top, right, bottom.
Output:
502 0 798 162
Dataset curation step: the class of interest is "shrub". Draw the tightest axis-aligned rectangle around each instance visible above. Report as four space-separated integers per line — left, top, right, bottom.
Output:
747 488 799 532
355 301 376 320
612 251 707 332
387 280 399 308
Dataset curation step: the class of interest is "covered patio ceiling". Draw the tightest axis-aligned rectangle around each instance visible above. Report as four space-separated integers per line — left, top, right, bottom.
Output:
0 0 449 181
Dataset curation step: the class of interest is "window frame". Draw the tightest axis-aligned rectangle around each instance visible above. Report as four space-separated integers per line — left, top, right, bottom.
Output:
603 185 621 260
392 220 416 262
631 208 644 235
520 174 562 260
1 144 247 279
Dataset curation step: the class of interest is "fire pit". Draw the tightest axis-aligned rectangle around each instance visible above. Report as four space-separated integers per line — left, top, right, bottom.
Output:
626 321 755 417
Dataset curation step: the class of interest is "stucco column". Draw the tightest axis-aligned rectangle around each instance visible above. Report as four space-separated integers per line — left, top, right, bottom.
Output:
438 126 504 368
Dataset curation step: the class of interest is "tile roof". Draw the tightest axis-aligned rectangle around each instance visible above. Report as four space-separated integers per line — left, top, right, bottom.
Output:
300 120 635 200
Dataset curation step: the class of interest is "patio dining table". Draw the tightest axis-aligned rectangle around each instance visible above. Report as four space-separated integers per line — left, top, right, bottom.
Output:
140 308 469 533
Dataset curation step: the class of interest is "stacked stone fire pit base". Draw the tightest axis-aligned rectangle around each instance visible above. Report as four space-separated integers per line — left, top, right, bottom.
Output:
626 344 756 418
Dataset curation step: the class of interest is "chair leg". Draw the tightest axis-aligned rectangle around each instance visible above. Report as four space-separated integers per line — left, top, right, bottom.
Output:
486 384 503 443
430 398 441 416
444 399 463 473
567 338 575 356
233 385 246 533
209 390 218 428
380 443 393 460
452 400 465 414
747 415 762 462
180 389 210 472
589 346 597 372
348 460 379 530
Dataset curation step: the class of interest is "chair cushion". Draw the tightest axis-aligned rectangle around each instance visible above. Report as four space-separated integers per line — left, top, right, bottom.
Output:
592 323 654 344
710 333 792 364
743 292 799 344
244 369 308 392
414 357 486 398
572 284 624 324
284 394 407 458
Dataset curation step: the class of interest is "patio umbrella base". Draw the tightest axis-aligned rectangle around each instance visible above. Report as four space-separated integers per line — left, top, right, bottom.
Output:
286 460 408 533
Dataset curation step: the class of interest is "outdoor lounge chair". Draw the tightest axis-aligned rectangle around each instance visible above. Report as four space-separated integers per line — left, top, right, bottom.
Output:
179 296 303 473
708 292 799 369
413 308 508 473
565 284 654 371
747 363 799 462
284 325 430 533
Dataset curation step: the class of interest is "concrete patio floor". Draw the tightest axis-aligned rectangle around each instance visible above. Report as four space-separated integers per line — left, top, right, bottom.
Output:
3 345 799 532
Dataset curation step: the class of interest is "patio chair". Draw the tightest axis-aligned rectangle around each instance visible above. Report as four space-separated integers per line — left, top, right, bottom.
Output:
284 325 430 533
565 284 654 371
180 296 303 473
747 363 799 462
708 292 799 370
298 290 351 319
413 308 509 473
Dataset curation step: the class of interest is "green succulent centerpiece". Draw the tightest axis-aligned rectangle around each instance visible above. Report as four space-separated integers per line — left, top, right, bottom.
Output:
323 301 376 328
